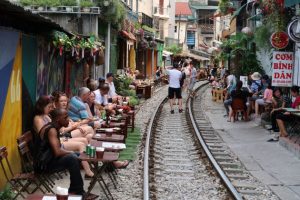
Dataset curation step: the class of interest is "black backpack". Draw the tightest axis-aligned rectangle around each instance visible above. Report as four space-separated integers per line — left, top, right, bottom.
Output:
180 72 186 87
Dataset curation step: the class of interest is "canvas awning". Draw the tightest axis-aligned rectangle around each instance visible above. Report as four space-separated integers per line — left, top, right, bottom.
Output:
177 51 210 61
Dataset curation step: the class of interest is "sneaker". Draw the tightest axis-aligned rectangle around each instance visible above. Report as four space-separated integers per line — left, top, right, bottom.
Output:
179 109 183 113
170 110 174 114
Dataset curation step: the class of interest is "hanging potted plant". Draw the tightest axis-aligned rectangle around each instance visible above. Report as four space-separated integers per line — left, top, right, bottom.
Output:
61 0 77 12
20 0 33 10
80 0 94 13
48 0 60 11
36 0 46 11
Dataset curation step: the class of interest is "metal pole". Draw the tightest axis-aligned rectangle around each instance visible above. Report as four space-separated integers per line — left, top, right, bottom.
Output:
151 49 154 78
178 12 181 45
105 23 111 75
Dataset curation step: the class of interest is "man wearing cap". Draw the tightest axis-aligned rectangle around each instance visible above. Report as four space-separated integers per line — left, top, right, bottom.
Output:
250 72 262 94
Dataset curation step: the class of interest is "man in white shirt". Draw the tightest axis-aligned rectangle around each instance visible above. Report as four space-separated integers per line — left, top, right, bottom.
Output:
106 72 118 101
94 84 109 106
166 63 183 114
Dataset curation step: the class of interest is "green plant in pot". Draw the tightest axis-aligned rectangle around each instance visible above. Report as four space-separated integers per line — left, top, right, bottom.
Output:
61 0 77 12
47 0 60 11
81 0 94 9
0 185 15 200
35 0 47 10
20 0 33 6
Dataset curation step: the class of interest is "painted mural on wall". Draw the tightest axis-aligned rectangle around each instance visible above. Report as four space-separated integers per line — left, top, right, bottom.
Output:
36 39 65 98
0 29 22 188
69 61 84 96
22 35 37 132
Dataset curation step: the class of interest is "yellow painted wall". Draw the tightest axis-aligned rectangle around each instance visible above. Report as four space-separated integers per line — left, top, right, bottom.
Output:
0 36 22 189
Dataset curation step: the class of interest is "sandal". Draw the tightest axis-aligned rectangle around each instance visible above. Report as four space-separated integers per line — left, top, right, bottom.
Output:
84 174 94 179
83 193 99 200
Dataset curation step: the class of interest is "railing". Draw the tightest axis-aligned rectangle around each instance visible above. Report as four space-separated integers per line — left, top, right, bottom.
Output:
22 6 100 14
141 13 153 28
127 10 139 22
153 7 169 19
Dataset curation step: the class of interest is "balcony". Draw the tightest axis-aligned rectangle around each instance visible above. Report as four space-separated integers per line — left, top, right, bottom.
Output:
141 13 153 28
21 6 100 14
153 7 169 20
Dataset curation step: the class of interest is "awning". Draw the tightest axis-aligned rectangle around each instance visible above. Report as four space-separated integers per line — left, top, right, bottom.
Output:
285 0 300 7
163 50 173 56
120 30 136 41
177 51 210 61
231 3 247 19
190 5 218 10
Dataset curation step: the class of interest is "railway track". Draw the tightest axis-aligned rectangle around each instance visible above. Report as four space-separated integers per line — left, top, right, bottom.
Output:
143 81 277 200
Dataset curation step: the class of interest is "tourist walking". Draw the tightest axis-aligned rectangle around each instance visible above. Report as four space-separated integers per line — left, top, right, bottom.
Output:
188 62 197 98
167 63 183 114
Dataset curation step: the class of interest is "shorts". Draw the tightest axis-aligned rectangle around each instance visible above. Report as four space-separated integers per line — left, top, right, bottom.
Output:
188 80 196 91
168 87 182 99
276 113 294 121
256 99 272 106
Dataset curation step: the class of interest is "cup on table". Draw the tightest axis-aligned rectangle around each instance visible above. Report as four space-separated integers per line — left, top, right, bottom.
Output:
56 187 68 200
56 194 68 200
96 147 105 159
106 128 113 137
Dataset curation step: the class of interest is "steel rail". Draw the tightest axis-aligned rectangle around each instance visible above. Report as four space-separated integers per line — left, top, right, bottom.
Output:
143 96 167 200
187 84 243 200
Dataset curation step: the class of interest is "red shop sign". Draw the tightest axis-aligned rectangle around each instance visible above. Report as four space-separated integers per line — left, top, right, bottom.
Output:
270 31 289 49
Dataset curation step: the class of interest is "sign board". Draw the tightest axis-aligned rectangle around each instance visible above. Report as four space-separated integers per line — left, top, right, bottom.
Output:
240 76 248 88
272 51 293 87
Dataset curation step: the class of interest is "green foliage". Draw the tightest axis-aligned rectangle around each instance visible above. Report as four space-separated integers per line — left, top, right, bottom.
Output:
47 0 60 7
128 96 139 106
80 0 94 7
218 0 231 14
96 0 126 30
114 75 133 92
114 75 139 105
61 0 77 6
220 33 263 76
165 44 182 56
254 23 272 49
20 0 33 6
119 89 136 97
0 185 15 200
142 25 156 33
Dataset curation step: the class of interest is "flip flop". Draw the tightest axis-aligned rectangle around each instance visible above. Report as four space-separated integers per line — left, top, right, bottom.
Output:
267 138 278 142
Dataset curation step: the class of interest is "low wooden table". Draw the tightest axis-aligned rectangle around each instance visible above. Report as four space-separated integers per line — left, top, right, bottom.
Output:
90 139 125 152
79 152 119 200
25 194 82 200
93 134 124 143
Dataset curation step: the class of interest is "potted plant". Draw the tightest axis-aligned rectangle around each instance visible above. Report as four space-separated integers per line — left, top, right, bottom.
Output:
80 0 94 12
61 0 77 12
48 0 60 11
20 0 33 10
36 0 47 11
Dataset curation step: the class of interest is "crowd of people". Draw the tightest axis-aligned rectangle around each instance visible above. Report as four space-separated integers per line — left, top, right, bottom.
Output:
31 73 132 199
209 68 300 142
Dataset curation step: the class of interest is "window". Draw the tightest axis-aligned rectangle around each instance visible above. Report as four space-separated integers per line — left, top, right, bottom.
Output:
174 26 177 33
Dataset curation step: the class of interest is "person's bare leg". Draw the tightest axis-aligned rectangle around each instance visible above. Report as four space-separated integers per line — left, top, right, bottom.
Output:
71 125 94 142
62 141 94 177
178 99 183 110
68 137 88 145
255 101 259 117
169 98 174 111
276 119 288 137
